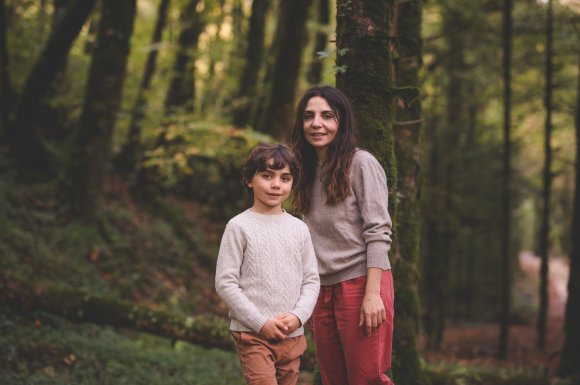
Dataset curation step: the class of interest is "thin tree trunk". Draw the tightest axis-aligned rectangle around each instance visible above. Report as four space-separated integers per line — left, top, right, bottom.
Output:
232 0 269 128
62 0 136 219
255 0 311 139
8 0 97 174
119 0 171 173
499 0 513 359
560 31 580 378
391 0 427 383
164 0 203 114
0 0 13 136
537 0 553 350
307 0 329 85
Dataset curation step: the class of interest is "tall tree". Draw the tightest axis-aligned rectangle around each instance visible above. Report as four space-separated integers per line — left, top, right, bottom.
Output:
560 28 580 378
307 0 330 85
7 0 97 174
391 0 427 383
0 0 12 136
119 0 171 173
498 0 513 359
537 0 554 350
231 0 269 128
255 0 311 139
165 0 204 114
62 0 136 219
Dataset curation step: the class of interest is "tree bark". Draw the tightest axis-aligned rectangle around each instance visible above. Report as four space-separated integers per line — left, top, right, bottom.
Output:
255 0 311 139
119 0 171 173
231 0 269 128
537 0 553 350
306 0 330 85
0 0 13 136
1 280 233 351
7 0 97 174
560 31 580 379
62 0 136 219
164 0 203 114
391 0 427 383
498 0 513 359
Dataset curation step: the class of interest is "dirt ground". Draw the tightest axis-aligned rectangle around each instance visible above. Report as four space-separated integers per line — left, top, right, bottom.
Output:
422 252 568 372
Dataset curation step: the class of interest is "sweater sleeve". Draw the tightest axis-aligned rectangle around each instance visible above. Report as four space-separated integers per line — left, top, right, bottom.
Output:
214 222 269 333
351 151 393 269
290 229 320 325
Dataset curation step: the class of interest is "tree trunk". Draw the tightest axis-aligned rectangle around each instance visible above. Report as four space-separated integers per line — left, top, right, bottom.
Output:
537 0 553 350
119 0 171 173
164 0 203 114
335 2 397 381
560 33 580 379
201 0 226 115
306 0 330 85
231 0 269 128
62 0 136 219
0 0 13 136
498 0 513 359
391 0 427 383
255 0 311 139
7 0 97 174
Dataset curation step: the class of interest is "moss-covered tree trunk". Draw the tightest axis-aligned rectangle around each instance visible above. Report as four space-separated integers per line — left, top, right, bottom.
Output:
7 0 97 175
231 0 269 128
537 0 553 351
498 0 513 359
255 0 311 139
307 0 330 85
118 0 171 174
335 0 400 380
391 0 428 384
62 0 136 219
560 39 580 379
164 0 203 114
0 0 13 136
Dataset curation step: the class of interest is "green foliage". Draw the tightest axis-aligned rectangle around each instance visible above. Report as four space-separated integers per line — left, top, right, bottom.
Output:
0 308 244 385
425 362 550 385
143 121 274 221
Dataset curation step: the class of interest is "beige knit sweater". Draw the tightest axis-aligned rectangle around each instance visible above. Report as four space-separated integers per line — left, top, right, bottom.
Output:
215 209 320 337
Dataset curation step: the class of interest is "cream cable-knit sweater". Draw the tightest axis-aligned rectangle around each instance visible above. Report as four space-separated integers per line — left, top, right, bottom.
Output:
215 209 320 337
304 149 393 285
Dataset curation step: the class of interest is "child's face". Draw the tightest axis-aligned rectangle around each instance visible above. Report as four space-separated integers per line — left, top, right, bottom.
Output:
247 160 293 214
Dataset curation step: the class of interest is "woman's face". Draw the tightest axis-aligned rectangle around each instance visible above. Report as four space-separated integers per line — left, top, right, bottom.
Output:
302 96 339 161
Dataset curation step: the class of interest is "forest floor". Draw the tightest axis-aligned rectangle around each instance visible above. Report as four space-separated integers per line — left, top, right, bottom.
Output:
422 251 568 373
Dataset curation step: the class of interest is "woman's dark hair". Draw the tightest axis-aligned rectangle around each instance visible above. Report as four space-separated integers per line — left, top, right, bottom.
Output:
241 143 299 192
291 86 357 214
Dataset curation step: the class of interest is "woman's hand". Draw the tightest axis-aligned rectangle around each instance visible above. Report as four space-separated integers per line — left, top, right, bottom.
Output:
359 268 386 335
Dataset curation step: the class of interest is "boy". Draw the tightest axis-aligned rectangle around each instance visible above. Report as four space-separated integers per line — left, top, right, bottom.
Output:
215 143 320 385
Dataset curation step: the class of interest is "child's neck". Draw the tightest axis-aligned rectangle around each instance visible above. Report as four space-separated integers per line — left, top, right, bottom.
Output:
250 205 284 215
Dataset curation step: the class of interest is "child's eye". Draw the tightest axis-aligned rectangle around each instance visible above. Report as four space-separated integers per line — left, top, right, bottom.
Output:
261 173 272 179
282 176 292 182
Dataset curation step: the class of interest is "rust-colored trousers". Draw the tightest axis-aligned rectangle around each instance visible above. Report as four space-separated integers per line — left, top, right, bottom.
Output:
232 331 307 385
312 270 395 385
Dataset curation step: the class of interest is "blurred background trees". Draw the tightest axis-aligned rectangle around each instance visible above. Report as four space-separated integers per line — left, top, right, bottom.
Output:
1 0 579 384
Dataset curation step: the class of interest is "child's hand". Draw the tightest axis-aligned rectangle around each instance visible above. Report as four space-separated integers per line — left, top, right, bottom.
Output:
259 318 288 341
276 312 301 334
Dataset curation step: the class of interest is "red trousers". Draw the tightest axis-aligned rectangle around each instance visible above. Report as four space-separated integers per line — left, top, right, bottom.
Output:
311 270 395 385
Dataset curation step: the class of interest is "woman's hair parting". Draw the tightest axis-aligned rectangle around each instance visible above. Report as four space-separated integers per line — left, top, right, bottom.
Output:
241 143 299 192
291 86 357 214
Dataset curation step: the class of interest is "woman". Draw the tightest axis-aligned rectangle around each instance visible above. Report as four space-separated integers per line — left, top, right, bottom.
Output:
292 85 395 385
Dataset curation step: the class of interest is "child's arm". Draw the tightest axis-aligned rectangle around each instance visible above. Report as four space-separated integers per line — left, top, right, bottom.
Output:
282 230 320 331
215 223 269 333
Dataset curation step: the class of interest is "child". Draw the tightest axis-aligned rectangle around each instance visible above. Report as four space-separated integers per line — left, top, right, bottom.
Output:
215 143 320 385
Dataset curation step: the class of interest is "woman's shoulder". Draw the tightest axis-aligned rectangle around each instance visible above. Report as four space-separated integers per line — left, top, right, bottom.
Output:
352 148 380 167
